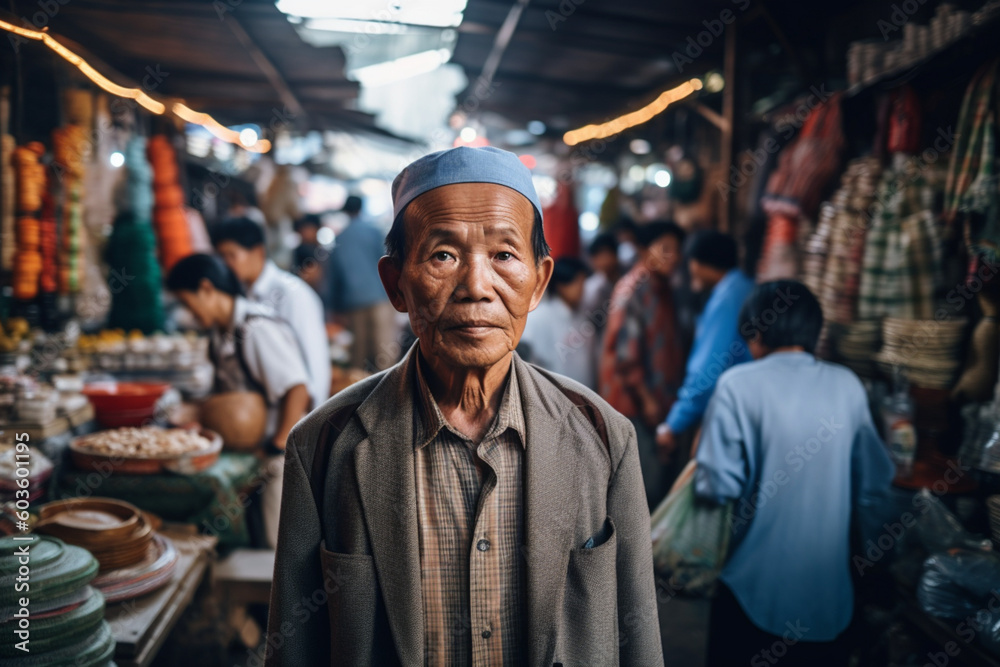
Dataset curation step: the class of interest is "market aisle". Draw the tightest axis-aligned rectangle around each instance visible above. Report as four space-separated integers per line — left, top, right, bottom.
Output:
659 595 710 666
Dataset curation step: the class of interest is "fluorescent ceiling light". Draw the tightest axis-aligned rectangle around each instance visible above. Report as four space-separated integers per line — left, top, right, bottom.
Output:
351 48 452 87
302 18 409 35
276 0 468 28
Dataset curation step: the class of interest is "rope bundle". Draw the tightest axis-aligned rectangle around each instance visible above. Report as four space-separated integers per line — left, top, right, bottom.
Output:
146 135 192 272
12 142 45 300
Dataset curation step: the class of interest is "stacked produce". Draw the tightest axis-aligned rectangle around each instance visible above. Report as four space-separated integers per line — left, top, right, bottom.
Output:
52 124 87 293
147 135 192 271
12 143 46 301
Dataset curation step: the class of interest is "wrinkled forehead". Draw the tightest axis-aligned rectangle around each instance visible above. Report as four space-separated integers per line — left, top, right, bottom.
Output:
404 182 536 243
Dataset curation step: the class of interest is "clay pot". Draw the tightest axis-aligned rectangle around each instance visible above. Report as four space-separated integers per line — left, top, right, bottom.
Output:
200 391 268 452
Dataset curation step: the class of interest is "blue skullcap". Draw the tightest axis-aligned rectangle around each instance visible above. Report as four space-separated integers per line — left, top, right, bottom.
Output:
391 146 542 225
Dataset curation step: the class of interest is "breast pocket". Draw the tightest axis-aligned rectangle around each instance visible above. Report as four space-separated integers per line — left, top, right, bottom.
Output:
319 542 380 666
558 517 619 666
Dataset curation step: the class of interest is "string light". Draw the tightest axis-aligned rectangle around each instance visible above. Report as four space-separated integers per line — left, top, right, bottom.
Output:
173 104 270 154
563 78 704 146
0 19 271 153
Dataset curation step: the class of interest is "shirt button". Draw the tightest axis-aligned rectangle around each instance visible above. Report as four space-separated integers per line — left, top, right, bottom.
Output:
482 629 492 639
476 539 490 552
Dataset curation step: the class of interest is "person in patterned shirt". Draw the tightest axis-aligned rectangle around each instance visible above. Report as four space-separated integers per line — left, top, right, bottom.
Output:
599 220 687 508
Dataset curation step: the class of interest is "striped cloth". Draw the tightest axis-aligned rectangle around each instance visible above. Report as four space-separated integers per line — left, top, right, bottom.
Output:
858 156 944 319
413 355 526 666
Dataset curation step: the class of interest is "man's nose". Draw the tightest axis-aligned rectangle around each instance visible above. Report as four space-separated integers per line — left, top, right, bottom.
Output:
454 254 493 302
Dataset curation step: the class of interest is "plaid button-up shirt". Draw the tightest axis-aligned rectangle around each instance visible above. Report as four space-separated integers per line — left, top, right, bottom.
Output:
414 355 526 666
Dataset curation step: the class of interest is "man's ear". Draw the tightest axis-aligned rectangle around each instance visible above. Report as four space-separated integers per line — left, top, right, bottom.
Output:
528 255 555 312
377 256 408 313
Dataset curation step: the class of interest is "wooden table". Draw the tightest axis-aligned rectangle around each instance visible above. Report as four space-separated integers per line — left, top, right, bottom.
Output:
104 529 217 667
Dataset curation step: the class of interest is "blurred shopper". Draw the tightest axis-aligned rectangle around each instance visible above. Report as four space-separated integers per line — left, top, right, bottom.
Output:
520 256 596 386
327 195 397 371
582 232 621 317
656 230 753 462
696 281 894 667
267 146 663 667
291 213 325 291
599 221 686 507
211 217 330 409
225 189 266 226
582 232 621 378
615 218 640 270
166 254 312 548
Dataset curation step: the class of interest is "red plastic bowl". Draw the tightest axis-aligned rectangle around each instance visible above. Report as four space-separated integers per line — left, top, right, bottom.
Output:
82 382 170 427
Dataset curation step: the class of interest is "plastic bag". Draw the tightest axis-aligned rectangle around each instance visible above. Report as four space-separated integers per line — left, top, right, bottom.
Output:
912 489 992 554
917 549 1000 619
650 461 732 596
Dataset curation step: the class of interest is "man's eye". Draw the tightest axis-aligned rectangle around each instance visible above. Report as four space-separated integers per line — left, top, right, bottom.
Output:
433 251 454 261
496 252 513 261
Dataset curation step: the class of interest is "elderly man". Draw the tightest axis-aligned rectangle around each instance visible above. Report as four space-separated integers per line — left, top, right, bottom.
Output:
265 146 663 667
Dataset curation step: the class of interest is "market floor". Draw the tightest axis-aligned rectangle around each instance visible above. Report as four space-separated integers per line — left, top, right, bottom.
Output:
659 595 710 666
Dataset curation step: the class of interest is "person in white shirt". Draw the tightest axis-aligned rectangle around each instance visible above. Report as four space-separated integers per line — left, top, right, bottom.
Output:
166 254 312 548
211 217 331 409
519 256 597 387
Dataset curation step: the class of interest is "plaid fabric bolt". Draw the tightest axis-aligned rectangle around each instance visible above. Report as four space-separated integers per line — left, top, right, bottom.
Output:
858 158 943 319
413 356 526 666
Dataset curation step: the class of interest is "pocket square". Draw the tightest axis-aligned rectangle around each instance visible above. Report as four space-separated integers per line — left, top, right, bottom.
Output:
582 518 613 549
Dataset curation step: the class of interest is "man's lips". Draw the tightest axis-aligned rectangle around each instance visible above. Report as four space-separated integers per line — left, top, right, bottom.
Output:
446 321 501 332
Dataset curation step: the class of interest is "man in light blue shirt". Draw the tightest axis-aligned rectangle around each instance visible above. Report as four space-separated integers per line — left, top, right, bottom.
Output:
656 231 754 462
694 280 895 666
328 195 398 371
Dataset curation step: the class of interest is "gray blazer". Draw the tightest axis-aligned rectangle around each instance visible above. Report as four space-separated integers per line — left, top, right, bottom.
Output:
265 344 664 667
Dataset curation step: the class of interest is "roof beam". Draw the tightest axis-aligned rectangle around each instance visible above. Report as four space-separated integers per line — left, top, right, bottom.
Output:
220 12 308 128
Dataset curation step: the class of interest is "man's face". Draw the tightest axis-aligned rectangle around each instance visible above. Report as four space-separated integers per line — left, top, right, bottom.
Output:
379 183 553 370
689 258 713 293
215 240 264 284
590 249 618 278
557 273 587 310
299 225 319 245
645 234 680 278
176 288 215 329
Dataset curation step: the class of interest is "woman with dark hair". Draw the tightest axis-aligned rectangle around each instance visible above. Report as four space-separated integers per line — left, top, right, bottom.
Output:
166 253 312 548
694 280 895 667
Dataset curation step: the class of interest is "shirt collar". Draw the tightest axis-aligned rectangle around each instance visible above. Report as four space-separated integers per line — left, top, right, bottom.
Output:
230 295 250 328
716 268 743 292
249 260 279 299
413 351 526 450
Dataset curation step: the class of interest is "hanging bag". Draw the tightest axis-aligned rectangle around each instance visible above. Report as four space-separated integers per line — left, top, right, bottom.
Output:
650 460 733 596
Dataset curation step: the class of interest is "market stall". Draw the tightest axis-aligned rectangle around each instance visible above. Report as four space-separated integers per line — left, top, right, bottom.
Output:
0 2 377 663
